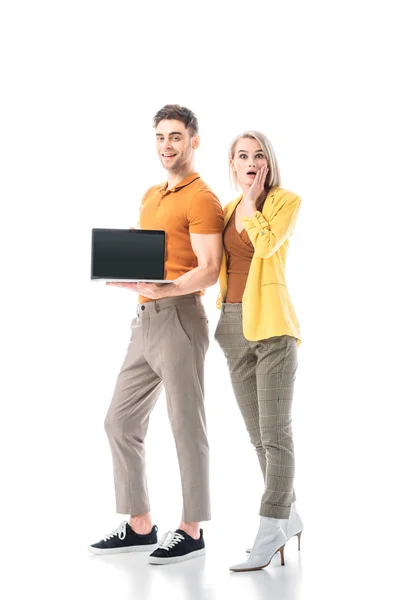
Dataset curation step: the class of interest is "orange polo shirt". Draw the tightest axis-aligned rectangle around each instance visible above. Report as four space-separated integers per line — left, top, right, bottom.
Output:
138 172 224 303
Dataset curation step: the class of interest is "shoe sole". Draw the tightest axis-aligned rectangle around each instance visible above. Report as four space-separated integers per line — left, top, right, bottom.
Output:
231 545 285 572
88 543 159 555
230 557 274 572
148 548 206 565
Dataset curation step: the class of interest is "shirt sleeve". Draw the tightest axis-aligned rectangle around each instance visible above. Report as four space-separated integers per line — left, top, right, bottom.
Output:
138 186 157 229
137 193 146 228
187 190 224 234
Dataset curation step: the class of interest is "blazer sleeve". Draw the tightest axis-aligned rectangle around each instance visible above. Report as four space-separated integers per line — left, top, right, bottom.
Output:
242 192 301 259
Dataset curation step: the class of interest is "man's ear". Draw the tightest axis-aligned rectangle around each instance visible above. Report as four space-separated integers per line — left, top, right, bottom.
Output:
192 135 200 149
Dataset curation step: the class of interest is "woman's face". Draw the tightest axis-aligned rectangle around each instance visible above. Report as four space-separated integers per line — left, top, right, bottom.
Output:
231 137 268 190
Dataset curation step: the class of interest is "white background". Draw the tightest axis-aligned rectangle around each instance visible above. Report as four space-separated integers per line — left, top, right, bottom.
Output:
1 1 399 599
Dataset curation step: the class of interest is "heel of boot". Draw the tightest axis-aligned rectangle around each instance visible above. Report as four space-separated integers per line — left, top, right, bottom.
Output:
278 545 285 566
297 531 302 551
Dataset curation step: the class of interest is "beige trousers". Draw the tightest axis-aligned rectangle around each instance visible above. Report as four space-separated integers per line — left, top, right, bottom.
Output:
104 294 211 522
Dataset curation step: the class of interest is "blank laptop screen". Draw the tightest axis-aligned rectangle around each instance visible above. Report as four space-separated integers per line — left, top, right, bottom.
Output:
91 229 166 280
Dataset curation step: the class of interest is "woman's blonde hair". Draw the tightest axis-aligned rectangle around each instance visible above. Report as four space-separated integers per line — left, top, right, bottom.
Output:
229 130 281 191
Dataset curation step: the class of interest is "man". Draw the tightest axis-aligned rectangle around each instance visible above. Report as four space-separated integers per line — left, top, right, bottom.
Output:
89 105 224 564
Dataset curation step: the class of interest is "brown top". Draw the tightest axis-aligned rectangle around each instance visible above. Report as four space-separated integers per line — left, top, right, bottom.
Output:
138 172 224 303
224 208 255 303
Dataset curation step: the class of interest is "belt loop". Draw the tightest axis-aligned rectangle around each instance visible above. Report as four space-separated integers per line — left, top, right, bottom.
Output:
136 304 141 316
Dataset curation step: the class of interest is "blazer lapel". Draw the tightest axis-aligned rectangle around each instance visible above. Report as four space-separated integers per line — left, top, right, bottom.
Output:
223 195 242 229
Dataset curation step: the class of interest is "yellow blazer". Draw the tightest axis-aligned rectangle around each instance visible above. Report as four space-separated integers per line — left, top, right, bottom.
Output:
216 186 302 345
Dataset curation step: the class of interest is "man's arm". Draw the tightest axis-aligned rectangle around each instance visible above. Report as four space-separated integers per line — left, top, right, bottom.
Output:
107 232 222 299
169 232 223 296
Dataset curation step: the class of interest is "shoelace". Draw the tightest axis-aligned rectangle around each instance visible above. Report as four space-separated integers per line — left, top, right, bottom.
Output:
158 531 185 550
103 521 128 541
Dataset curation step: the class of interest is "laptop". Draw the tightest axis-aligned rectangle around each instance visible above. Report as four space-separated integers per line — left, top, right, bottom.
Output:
91 228 173 283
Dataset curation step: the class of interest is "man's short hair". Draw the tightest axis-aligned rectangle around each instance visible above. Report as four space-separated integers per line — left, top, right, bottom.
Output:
153 104 199 136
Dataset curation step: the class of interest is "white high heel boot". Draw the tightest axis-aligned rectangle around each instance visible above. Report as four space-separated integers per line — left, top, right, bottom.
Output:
230 517 287 572
281 502 304 550
245 503 304 553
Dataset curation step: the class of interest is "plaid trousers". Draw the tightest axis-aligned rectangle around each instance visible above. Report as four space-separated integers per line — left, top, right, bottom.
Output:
214 302 298 519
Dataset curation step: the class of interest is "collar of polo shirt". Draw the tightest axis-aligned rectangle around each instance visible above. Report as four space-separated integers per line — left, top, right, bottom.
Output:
158 172 201 194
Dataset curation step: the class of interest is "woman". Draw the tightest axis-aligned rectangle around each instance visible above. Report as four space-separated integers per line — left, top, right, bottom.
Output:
214 131 304 572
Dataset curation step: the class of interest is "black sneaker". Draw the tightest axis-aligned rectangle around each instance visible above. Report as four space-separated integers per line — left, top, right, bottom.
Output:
148 529 205 564
88 521 158 554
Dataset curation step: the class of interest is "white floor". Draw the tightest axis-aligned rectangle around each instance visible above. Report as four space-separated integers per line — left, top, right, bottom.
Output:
7 510 398 600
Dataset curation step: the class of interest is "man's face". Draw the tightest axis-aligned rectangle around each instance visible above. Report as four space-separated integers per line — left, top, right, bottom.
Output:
155 119 198 172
